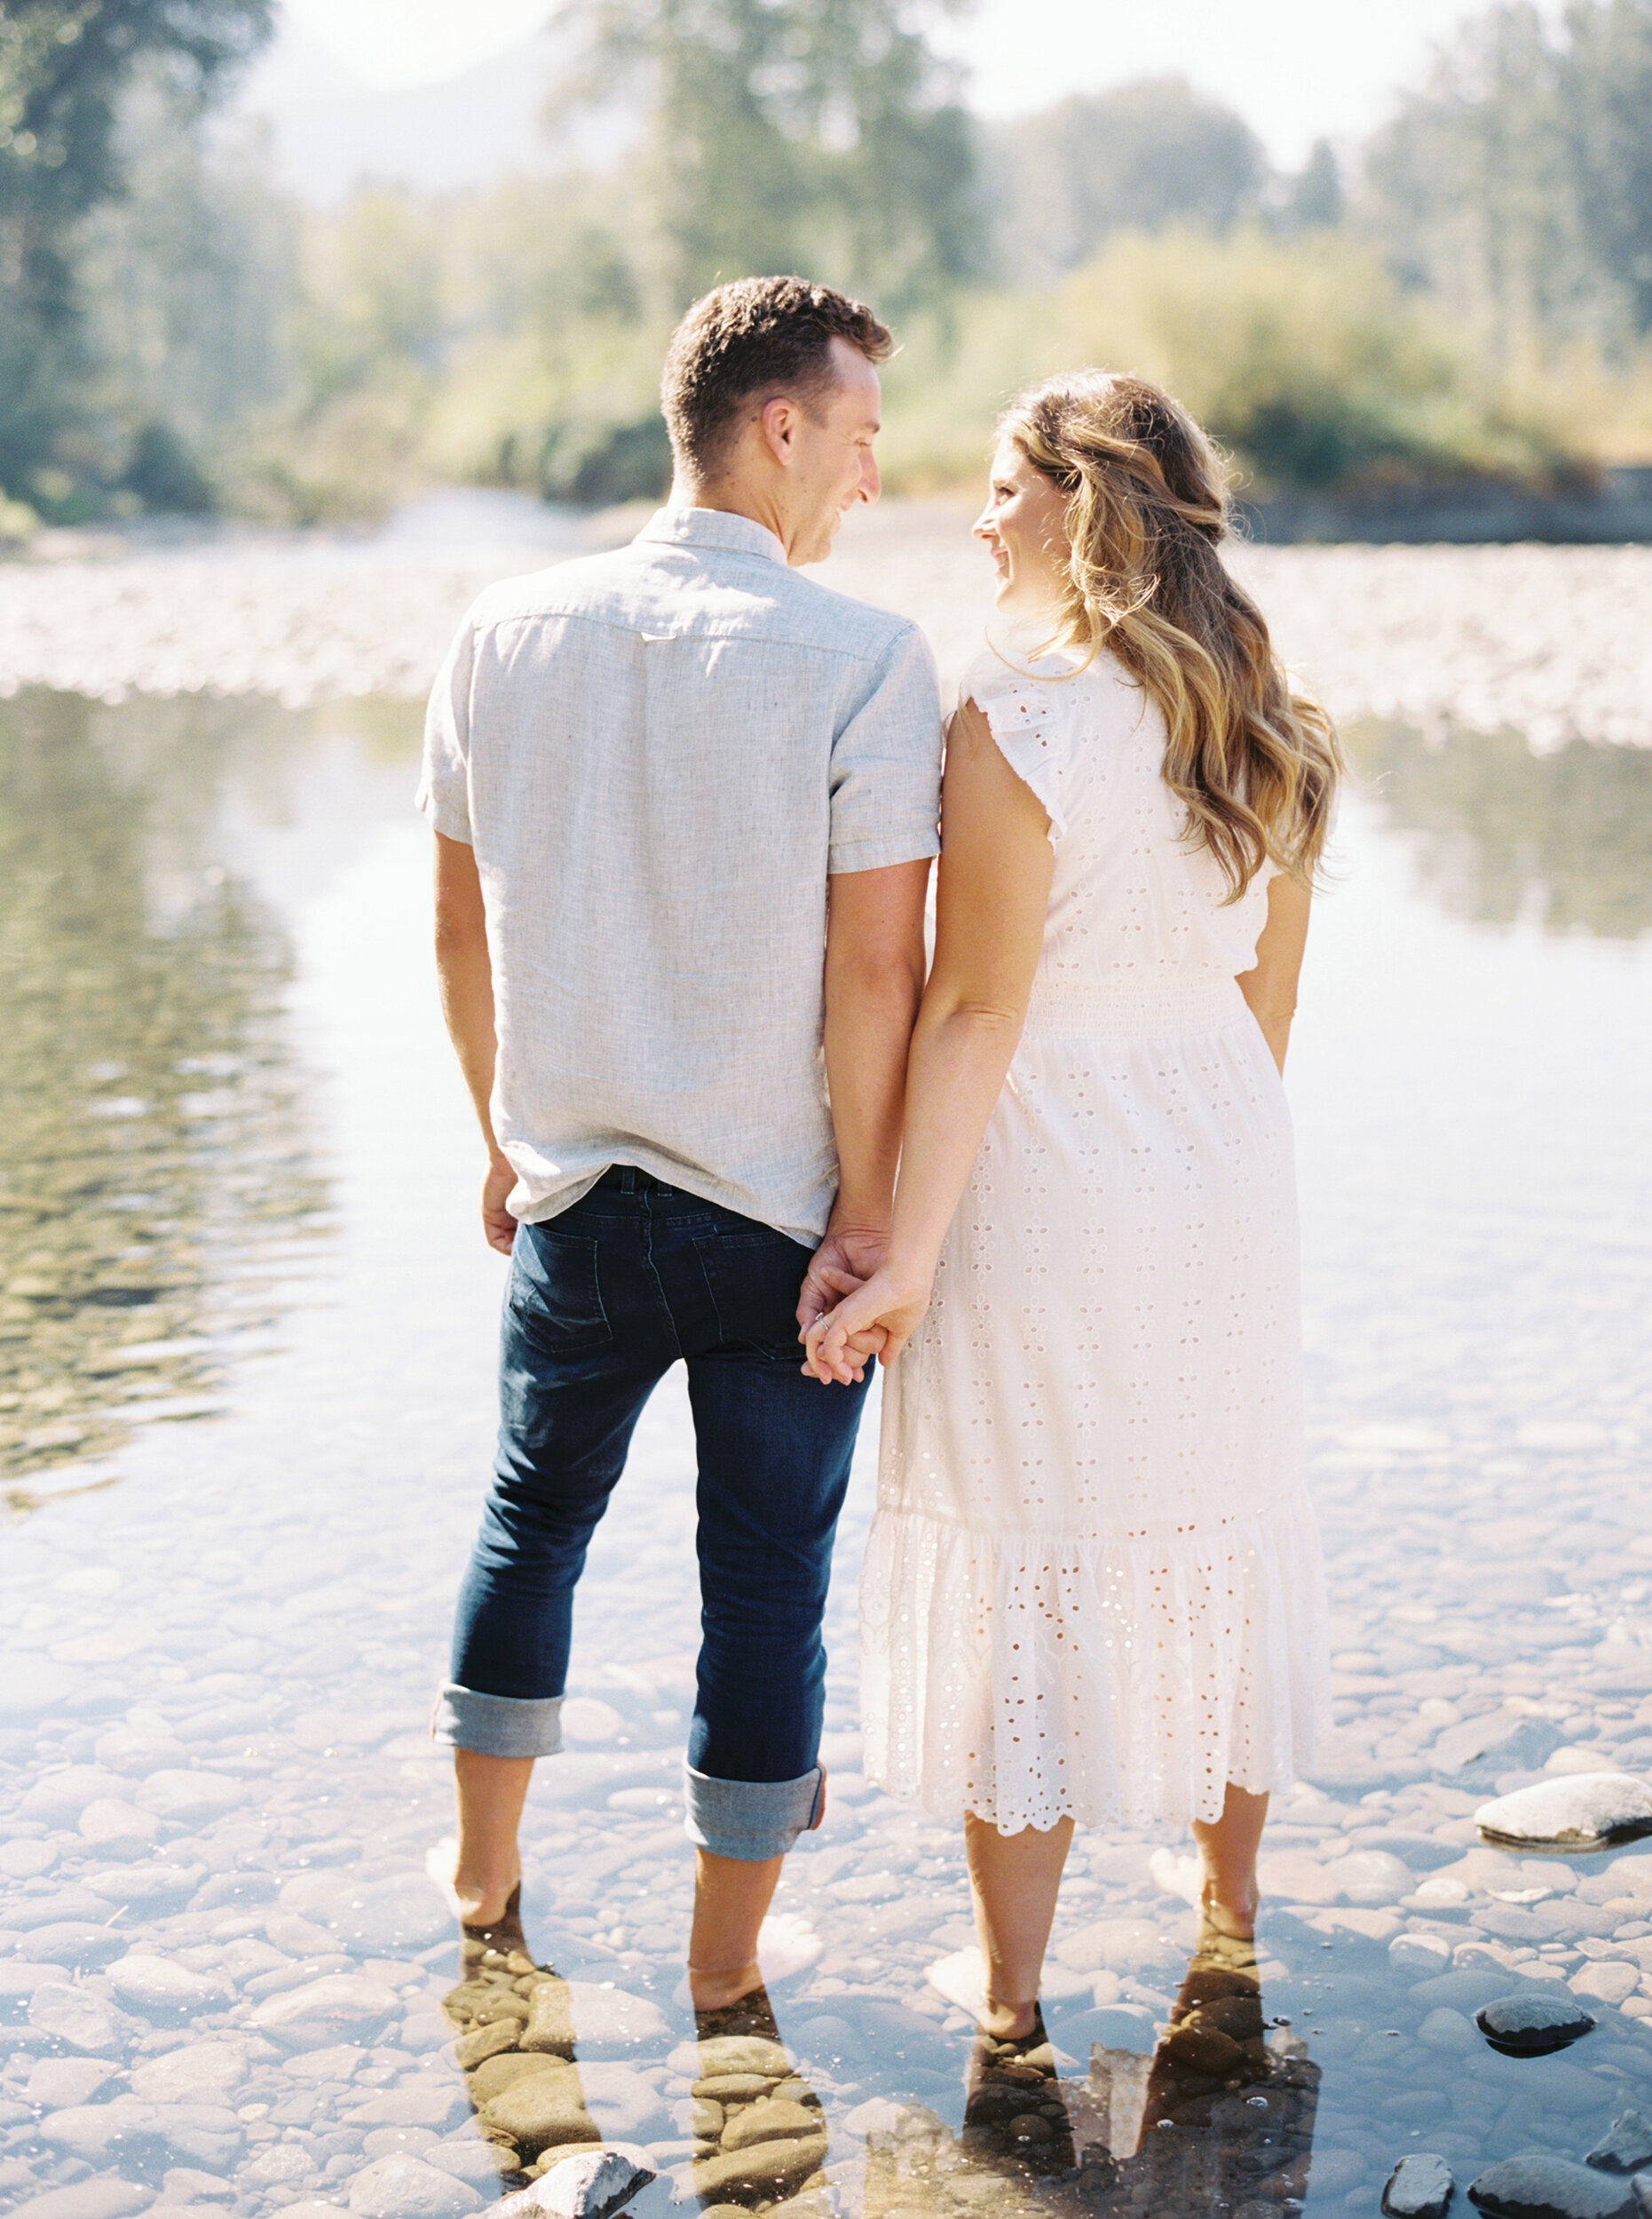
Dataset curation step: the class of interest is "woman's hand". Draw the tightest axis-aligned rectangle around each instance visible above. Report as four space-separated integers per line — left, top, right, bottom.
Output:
802 1266 933 1384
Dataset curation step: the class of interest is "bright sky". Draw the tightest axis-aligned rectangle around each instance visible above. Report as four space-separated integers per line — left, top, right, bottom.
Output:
240 0 1518 199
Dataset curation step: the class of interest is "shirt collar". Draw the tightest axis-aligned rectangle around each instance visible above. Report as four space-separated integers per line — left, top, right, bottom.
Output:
635 504 787 569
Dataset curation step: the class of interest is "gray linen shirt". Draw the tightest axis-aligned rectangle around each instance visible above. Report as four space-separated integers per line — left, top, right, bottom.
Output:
418 505 943 1244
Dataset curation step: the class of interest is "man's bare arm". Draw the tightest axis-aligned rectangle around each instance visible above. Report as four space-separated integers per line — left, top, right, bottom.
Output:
797 857 931 1341
433 830 517 1254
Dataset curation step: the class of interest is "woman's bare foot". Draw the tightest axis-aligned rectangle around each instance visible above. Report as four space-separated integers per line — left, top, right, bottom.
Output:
1198 1883 1259 1941
976 1994 1040 2041
426 1837 521 1931
687 1958 766 2012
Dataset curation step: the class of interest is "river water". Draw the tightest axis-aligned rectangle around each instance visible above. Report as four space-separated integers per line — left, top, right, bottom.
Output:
2 614 1651 2219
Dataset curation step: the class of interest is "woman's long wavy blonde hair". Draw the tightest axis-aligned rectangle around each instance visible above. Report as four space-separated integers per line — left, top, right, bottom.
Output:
1000 370 1340 896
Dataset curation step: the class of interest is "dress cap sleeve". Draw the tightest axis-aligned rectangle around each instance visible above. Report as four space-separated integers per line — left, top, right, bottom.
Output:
958 647 1071 840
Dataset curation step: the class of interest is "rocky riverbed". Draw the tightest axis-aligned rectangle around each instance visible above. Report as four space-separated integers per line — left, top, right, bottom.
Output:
1 524 1650 2218
3 498 1651 750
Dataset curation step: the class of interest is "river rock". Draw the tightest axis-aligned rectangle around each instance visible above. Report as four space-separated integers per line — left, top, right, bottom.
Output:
25 1921 129 1969
1419 2005 1480 2053
130 2040 249 2104
691 2131 829 2203
76 1799 160 1854
1467 2154 1635 2217
721 2097 824 2153
107 1952 230 2014
249 1970 400 2046
499 2147 657 2217
479 2064 604 2159
1476 1775 1652 1853
38 2097 242 2170
0 1657 80 1718
348 2079 470 2129
20 1766 128 1824
456 2016 520 2068
565 1983 670 2056
1475 1994 1597 2054
9 2182 154 2217
134 1770 245 1825
577 2063 668 2141
1384 2153 1455 2218
26 2057 118 2107
669 2034 790 2080
346 2152 485 2216
470 2050 565 2106
1585 2109 1652 2173
1572 1961 1640 2006
279 1869 449 1952
28 1982 121 2053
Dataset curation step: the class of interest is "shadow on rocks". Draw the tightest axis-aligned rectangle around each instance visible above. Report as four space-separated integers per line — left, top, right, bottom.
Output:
862 1938 1322 2216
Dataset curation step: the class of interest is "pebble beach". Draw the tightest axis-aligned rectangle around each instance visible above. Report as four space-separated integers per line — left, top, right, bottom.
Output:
1 497 1650 2219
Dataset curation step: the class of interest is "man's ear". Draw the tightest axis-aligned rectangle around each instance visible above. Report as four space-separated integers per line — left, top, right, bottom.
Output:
757 393 802 469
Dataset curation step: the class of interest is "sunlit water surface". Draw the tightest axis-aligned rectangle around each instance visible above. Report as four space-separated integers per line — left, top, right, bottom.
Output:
2 691 1650 2219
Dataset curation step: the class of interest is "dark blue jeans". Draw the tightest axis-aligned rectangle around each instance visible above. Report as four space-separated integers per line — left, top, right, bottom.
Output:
436 1166 870 1860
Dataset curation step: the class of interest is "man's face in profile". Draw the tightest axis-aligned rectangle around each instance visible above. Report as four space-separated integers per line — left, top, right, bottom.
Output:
786 336 882 565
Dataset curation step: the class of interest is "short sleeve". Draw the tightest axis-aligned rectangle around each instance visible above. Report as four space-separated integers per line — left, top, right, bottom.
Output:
827 622 944 874
416 612 478 842
960 649 1071 841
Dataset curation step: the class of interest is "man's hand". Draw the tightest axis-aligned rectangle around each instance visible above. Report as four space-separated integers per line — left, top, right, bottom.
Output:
796 1217 889 1339
482 1157 518 1255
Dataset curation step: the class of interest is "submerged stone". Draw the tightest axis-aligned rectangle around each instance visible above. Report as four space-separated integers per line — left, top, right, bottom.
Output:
1383 2154 1454 2219
1467 2154 1634 2218
1476 1775 1652 1853
1475 1993 1596 2055
1585 2109 1652 2173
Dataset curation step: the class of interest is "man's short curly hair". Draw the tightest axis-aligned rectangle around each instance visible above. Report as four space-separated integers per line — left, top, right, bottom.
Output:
661 275 893 478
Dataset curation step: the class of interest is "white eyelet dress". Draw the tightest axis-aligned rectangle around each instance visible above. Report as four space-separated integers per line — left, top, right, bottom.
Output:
858 648 1332 1832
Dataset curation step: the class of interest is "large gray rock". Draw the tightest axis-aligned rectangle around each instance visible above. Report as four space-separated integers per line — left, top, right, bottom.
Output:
499 2147 657 2217
1384 2153 1454 2218
346 2152 486 2217
28 1982 121 2054
133 1769 245 1824
1476 1994 1596 2055
1476 1774 1652 1853
1466 2153 1635 2217
690 2131 829 2204
1586 2109 1652 2173
20 1766 130 1824
107 1952 231 2015
279 1869 450 1953
9 2183 154 2218
249 1970 400 2046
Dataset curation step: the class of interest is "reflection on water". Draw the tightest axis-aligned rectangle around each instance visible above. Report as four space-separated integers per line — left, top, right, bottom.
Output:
0 691 331 1507
1349 718 1652 936
0 689 1649 2219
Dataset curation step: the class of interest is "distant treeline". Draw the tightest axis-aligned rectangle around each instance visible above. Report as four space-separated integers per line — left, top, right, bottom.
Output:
3 0 1651 531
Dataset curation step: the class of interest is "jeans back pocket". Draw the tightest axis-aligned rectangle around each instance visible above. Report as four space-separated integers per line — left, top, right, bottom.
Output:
507 1223 613 1353
692 1225 813 1359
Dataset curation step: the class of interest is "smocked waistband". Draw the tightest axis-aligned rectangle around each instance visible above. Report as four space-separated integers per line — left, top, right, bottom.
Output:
1021 972 1248 1040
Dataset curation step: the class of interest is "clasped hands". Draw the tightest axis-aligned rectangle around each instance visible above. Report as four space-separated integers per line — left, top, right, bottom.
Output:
795 1219 933 1386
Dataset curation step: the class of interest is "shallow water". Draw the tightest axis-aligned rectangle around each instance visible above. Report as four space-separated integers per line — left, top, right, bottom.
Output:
1 683 1650 2219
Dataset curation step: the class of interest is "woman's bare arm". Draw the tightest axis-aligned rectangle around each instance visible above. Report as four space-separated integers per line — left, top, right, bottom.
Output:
804 701 1053 1379
1237 871 1312 1077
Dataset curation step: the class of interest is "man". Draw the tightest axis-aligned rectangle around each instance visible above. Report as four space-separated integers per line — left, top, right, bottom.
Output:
418 276 942 2012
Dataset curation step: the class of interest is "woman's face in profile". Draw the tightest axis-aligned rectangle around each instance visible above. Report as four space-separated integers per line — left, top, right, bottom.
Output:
973 438 1071 614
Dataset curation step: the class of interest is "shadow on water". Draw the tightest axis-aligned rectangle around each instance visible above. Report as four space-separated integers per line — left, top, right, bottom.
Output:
0 690 330 1508
1348 718 1652 938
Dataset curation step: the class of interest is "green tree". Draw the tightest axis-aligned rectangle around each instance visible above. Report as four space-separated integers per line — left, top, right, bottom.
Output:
563 0 977 308
0 0 273 509
985 77 1267 280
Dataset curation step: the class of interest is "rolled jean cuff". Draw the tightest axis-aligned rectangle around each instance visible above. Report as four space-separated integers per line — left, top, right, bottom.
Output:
431 1682 563 1758
684 1761 824 1861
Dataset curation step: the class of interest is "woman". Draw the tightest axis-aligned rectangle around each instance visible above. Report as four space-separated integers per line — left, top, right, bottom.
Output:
806 371 1340 2042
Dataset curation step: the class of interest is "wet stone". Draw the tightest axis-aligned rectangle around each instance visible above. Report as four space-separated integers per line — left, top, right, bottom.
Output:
1476 1776 1652 1854
692 2131 831 2204
478 2064 603 2160
497 2146 657 2217
249 1970 401 2046
469 2050 565 2106
455 2016 520 2068
720 2097 824 2152
1467 2153 1637 2218
7 2183 156 2219
1476 1994 1597 2055
345 2151 486 2216
1384 2152 1455 2218
28 1982 121 2053
107 1952 231 2014
128 2041 249 2104
1586 2110 1652 2173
